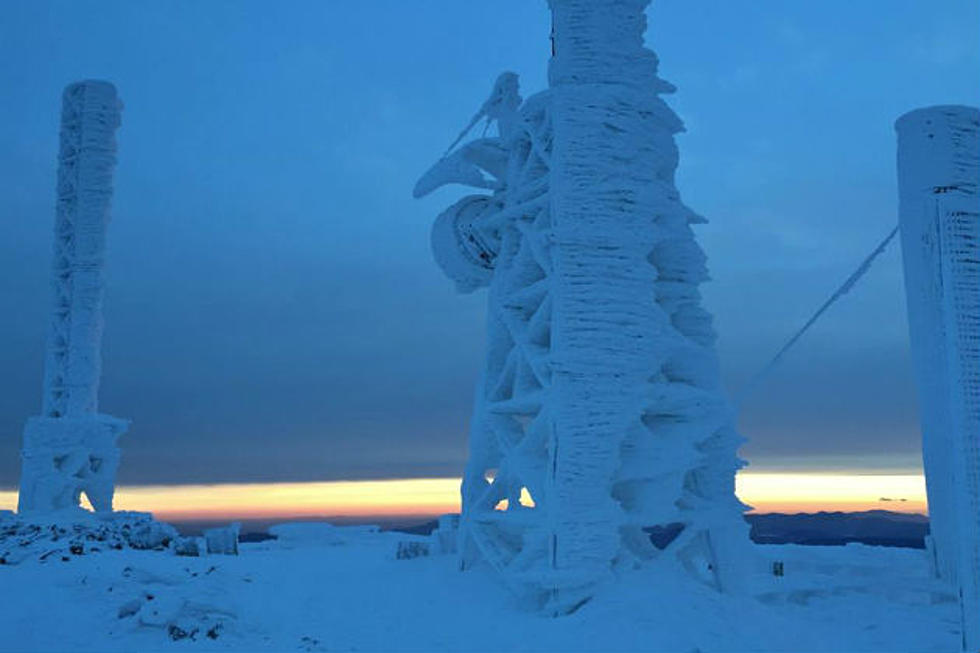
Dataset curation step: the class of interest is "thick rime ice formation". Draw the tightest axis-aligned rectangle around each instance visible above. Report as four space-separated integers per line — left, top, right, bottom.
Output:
416 0 749 612
18 81 128 514
896 105 980 651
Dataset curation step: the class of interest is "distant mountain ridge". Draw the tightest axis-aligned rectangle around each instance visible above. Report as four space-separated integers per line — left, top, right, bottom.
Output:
747 510 928 548
176 510 931 549
387 510 930 549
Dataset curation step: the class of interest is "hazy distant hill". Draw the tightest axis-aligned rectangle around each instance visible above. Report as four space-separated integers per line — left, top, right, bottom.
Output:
385 510 930 549
746 510 928 548
180 510 931 549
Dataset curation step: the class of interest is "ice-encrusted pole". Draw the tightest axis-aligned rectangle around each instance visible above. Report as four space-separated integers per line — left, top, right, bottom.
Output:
543 0 749 608
896 105 979 652
18 80 128 514
416 0 750 614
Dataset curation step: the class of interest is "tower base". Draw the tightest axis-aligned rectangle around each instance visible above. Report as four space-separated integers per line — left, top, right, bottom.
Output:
18 414 128 513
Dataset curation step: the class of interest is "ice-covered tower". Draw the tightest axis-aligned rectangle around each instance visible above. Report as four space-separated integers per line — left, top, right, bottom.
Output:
17 80 128 514
896 105 979 651
416 0 748 612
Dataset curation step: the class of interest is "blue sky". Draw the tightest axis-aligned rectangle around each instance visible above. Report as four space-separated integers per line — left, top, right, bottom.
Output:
0 1 977 486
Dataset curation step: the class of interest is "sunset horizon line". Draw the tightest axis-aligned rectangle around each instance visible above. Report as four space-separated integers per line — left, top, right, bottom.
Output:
0 472 929 521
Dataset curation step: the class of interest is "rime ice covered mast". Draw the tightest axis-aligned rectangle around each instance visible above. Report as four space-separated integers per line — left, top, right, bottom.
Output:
896 105 979 651
18 81 128 514
415 0 748 612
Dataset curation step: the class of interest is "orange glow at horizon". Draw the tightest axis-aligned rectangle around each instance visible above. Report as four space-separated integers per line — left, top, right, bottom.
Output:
736 473 927 514
0 473 928 521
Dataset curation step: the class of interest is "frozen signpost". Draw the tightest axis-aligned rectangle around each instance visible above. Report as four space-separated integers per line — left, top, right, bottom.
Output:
17 81 128 514
416 0 748 613
896 105 980 651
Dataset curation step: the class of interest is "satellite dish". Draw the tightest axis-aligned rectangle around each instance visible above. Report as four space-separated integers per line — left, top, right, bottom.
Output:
431 195 498 293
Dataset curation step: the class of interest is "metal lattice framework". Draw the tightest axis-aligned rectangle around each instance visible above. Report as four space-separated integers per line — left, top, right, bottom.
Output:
416 0 750 613
18 80 128 514
42 81 120 418
456 92 560 588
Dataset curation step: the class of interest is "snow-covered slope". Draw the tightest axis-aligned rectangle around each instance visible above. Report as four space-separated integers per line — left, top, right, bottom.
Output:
0 519 960 652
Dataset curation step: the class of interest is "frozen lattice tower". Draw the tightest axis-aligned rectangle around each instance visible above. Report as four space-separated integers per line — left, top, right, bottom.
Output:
18 81 128 514
896 105 979 651
415 0 748 612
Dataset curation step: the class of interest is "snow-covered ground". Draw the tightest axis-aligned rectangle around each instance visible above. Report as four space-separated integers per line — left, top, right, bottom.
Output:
0 517 962 652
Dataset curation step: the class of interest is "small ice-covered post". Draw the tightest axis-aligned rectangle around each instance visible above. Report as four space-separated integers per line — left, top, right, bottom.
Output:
416 0 750 613
17 80 128 514
896 105 979 651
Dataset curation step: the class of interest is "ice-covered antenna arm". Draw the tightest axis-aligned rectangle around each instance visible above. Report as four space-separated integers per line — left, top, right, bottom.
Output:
413 72 521 198
413 139 509 198
444 72 521 155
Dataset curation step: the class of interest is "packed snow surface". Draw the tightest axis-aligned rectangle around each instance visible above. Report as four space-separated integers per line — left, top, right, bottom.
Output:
0 518 961 652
